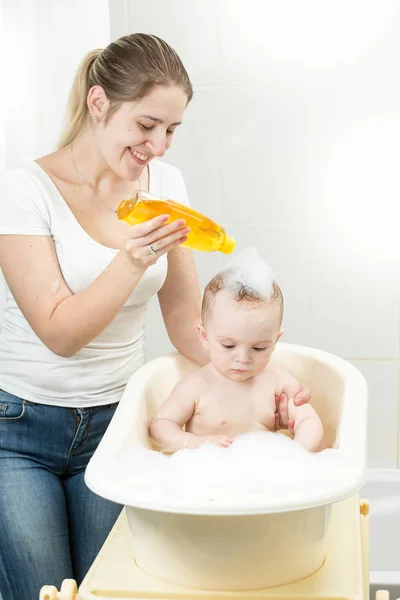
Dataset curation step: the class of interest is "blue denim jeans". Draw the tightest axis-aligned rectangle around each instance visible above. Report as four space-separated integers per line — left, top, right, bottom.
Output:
0 389 122 600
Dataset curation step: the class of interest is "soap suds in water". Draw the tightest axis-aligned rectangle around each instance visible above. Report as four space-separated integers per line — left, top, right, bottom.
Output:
120 431 346 504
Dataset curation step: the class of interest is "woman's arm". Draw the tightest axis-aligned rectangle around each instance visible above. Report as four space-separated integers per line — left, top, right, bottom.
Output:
0 215 187 357
158 246 210 366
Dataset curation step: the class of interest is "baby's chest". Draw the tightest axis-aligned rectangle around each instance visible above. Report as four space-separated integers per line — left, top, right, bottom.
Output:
198 385 276 425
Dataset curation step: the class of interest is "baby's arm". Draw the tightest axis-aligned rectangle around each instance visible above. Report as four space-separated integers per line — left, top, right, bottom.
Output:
272 366 323 452
288 400 324 452
149 374 232 451
149 376 200 451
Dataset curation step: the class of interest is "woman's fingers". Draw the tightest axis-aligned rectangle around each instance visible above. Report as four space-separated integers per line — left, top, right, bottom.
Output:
126 215 187 243
123 231 188 267
145 226 190 254
122 215 190 268
293 386 311 406
148 234 188 259
126 214 170 238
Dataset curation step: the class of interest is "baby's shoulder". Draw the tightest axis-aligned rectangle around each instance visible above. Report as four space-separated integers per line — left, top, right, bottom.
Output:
175 367 209 393
194 364 216 388
257 365 279 384
263 364 293 382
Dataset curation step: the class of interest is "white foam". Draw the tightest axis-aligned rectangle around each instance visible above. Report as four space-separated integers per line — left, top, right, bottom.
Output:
120 431 346 505
220 247 274 301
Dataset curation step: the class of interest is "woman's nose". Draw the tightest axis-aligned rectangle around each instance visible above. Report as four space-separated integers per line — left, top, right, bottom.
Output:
145 133 167 157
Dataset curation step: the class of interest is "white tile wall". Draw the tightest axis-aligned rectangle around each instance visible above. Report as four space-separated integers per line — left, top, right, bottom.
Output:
109 0 220 86
309 233 400 359
88 1 400 468
216 0 400 87
220 87 315 227
351 360 399 469
4 0 111 166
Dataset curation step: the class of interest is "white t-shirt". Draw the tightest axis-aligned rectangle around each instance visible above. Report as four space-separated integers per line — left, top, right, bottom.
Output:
0 160 189 407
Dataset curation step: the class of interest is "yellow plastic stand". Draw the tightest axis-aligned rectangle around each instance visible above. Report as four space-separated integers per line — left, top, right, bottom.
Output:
39 578 78 600
40 494 385 600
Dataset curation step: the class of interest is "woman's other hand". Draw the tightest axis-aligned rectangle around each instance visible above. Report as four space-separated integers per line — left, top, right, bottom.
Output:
274 386 311 432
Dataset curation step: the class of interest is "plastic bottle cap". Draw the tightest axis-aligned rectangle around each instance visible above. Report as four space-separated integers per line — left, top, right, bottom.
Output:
220 235 236 254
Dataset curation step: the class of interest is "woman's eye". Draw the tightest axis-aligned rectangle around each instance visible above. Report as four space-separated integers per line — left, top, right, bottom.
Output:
139 123 154 131
222 344 235 349
253 347 267 352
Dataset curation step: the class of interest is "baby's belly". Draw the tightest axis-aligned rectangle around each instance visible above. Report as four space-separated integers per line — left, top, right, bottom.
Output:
186 412 275 437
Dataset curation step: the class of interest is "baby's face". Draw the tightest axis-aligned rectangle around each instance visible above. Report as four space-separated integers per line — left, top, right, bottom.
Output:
200 290 282 382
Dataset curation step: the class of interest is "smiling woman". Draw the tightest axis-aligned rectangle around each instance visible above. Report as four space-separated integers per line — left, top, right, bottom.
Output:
68 84 188 183
0 32 211 600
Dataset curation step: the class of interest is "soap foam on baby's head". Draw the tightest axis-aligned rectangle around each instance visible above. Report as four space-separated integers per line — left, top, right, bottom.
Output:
199 248 284 381
201 247 283 327
222 247 275 301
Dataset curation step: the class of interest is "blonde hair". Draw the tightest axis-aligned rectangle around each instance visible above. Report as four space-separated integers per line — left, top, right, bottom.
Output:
58 33 193 149
201 274 284 326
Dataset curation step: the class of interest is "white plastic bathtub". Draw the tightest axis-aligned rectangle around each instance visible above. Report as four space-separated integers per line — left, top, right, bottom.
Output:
85 342 368 591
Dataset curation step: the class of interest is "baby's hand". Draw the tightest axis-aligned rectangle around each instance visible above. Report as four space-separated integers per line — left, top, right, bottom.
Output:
205 435 234 448
202 435 233 448
186 435 234 449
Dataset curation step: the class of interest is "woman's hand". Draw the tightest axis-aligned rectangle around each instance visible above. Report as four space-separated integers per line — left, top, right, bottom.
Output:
273 387 311 433
123 214 189 269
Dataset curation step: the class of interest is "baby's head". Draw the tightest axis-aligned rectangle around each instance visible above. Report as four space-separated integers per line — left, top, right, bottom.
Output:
198 251 284 382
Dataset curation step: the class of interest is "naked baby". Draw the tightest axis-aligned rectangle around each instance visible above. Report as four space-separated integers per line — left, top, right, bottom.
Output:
149 249 323 453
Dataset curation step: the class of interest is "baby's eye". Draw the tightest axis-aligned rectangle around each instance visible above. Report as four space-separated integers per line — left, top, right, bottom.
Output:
222 344 235 349
253 347 267 352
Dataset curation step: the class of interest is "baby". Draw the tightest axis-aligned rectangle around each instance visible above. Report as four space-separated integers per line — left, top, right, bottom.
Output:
150 251 323 453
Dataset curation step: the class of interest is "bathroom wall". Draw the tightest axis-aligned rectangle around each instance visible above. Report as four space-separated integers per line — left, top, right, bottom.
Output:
109 0 400 475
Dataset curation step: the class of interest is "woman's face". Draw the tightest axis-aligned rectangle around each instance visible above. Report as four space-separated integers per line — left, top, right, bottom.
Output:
91 84 188 181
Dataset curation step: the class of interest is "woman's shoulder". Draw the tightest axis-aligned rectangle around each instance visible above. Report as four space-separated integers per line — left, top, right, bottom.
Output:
1 161 59 210
2 161 41 184
149 159 184 180
0 162 54 233
149 159 189 204
2 161 56 197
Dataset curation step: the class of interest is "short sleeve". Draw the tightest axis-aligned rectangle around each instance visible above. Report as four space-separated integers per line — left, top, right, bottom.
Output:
168 166 191 207
0 167 51 236
150 160 191 208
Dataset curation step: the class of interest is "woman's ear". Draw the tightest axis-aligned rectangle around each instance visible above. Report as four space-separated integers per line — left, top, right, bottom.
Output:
87 85 110 121
197 323 209 349
276 329 284 343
